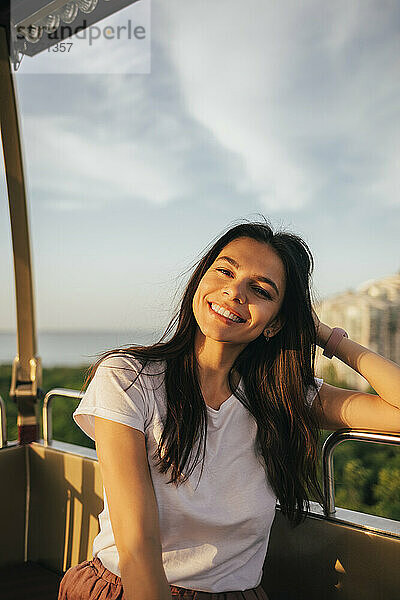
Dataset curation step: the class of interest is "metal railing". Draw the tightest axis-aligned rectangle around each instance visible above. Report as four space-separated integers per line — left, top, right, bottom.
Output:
43 388 84 447
42 392 400 519
0 395 6 448
322 429 400 516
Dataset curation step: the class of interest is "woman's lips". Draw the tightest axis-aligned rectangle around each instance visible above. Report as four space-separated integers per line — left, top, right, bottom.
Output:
207 301 244 325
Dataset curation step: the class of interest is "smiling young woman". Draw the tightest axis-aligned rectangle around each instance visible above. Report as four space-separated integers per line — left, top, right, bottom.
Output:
192 237 286 411
59 218 400 600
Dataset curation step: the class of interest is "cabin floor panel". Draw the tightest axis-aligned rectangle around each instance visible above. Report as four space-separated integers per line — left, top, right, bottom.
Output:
0 561 63 600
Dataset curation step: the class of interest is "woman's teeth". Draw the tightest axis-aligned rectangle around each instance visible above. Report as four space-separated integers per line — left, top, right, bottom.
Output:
210 302 244 323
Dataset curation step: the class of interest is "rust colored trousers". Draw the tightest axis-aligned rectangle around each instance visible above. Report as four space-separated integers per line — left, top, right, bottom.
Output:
58 556 269 600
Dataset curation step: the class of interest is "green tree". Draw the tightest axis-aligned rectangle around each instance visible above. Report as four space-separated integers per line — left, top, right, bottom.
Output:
335 458 373 512
372 454 400 520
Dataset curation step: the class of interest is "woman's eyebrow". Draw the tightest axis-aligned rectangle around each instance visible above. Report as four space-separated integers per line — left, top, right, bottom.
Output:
215 256 280 297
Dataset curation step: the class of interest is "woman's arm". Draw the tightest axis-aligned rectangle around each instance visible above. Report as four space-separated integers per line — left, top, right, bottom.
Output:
311 313 400 432
95 417 172 600
119 541 172 600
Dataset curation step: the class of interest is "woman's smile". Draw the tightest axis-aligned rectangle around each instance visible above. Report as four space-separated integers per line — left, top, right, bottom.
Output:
207 301 247 324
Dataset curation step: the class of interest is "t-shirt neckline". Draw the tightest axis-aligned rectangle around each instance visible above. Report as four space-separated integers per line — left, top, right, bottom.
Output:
205 377 243 414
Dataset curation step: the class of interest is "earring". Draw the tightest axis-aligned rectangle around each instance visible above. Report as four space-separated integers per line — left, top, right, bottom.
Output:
264 329 271 341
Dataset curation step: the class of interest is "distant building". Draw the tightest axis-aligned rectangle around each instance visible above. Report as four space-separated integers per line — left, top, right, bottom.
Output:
314 273 400 391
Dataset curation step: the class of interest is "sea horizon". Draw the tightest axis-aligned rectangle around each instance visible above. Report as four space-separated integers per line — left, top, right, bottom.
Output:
0 329 162 367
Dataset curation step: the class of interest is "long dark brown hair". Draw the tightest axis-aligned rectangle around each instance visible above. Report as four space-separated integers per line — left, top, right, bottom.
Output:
81 217 327 526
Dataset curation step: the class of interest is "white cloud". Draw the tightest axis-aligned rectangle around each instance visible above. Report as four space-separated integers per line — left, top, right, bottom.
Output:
17 1 398 214
156 0 400 209
20 111 191 207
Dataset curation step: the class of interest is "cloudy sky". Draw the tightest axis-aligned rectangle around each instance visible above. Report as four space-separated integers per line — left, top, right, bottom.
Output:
0 0 399 334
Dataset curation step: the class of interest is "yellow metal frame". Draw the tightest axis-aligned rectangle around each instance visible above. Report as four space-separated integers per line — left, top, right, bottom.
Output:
0 25 42 444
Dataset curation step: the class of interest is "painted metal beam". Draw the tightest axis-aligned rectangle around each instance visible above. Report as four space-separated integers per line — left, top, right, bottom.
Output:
0 24 42 445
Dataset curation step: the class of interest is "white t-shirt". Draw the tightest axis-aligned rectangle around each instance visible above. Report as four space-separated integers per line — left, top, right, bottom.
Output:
73 353 323 593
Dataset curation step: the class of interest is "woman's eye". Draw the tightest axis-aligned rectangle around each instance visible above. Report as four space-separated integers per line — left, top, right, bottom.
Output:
254 287 271 299
216 269 272 299
216 268 232 276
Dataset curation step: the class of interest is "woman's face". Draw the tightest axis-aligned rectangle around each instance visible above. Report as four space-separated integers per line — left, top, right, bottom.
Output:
192 236 286 346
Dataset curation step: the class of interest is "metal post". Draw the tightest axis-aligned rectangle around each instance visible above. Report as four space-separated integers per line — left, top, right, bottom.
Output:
0 24 42 444
43 388 84 446
322 429 400 517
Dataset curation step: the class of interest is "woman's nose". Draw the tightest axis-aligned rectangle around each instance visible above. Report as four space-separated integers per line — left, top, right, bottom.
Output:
222 282 246 303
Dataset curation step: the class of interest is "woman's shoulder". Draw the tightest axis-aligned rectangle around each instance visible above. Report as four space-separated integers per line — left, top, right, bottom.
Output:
75 352 165 440
98 351 165 370
97 352 167 386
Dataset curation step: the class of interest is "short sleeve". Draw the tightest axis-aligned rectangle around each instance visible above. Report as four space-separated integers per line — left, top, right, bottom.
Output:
73 354 149 442
305 377 324 408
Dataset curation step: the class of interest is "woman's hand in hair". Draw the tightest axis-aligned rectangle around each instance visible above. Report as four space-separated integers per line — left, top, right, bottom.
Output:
311 308 333 348
311 307 321 338
311 307 320 328
312 309 334 348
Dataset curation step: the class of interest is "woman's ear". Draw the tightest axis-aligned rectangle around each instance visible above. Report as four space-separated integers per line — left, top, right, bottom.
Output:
265 315 285 338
